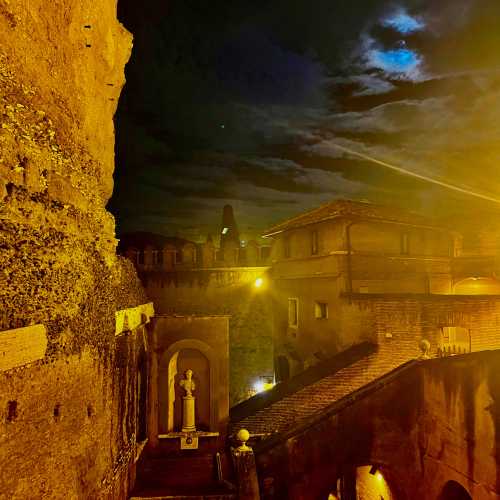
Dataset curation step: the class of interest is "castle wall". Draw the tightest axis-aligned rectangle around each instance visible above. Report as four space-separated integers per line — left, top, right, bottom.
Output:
142 269 274 405
0 1 148 498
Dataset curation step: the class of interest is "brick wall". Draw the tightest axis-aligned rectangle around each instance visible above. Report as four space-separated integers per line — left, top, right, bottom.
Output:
350 295 500 362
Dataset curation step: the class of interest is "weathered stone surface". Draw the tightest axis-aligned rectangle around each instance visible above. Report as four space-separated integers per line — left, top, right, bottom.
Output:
0 1 149 498
116 302 154 336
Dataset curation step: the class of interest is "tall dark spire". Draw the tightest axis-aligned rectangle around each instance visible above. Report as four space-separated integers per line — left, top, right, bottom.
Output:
220 204 240 249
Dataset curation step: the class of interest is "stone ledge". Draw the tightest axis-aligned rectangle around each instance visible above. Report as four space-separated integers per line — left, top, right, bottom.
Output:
115 302 154 336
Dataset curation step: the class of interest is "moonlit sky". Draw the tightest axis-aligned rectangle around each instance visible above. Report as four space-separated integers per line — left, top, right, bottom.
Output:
111 0 500 242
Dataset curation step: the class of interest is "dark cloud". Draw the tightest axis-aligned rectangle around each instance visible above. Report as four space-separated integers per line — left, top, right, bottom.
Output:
111 0 500 239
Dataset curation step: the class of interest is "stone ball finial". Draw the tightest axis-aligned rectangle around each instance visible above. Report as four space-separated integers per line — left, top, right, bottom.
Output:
419 338 431 360
236 428 251 452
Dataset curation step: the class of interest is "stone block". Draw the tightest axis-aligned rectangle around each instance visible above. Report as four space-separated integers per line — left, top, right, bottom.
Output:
0 324 47 371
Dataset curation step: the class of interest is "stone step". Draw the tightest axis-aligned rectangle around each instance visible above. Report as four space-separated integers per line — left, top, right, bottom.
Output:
137 455 219 488
130 493 237 500
130 495 236 500
130 481 237 500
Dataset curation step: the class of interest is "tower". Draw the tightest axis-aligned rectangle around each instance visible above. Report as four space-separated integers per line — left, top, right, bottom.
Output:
220 204 240 250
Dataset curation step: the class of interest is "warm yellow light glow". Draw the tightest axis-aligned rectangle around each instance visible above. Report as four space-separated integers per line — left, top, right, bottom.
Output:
253 380 265 392
254 277 263 288
376 472 383 482
253 378 274 393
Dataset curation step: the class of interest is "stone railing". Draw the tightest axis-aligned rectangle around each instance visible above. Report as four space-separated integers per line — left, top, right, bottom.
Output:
437 342 471 357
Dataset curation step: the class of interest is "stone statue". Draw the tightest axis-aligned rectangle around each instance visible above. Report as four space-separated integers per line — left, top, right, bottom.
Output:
180 369 196 397
419 338 431 360
179 369 196 432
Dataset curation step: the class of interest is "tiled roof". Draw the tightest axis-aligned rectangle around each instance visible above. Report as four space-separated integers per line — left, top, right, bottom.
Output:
262 199 442 237
231 350 410 436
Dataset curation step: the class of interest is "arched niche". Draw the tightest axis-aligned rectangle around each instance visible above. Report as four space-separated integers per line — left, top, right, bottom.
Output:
437 480 471 500
158 339 218 434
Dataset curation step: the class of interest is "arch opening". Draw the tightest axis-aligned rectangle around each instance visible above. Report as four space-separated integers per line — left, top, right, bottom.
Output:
437 480 472 500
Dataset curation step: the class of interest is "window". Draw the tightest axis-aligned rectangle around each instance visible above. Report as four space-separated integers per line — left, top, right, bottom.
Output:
314 301 328 319
152 250 163 266
400 232 409 255
260 246 271 261
284 237 291 258
288 298 298 327
311 230 319 255
136 250 144 266
449 237 457 257
442 326 452 343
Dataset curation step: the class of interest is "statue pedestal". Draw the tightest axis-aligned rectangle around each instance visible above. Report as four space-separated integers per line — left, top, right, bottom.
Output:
182 395 196 433
159 431 220 451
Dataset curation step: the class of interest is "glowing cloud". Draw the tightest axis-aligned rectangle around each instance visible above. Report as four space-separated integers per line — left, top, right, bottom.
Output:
383 10 425 34
368 48 422 77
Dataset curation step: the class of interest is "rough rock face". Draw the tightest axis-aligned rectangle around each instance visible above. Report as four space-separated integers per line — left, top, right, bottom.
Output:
0 1 147 498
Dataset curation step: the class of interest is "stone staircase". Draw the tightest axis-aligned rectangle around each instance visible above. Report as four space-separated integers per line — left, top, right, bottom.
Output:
232 345 413 436
130 451 237 500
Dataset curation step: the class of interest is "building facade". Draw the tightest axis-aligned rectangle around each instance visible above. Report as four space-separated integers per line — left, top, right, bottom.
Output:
264 200 500 379
120 230 274 406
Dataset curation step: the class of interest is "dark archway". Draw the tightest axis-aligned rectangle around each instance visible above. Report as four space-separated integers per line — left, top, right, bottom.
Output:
437 480 472 500
275 355 290 383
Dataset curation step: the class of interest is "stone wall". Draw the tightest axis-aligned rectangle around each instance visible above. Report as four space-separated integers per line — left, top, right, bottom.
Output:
254 351 500 499
142 268 274 405
0 1 148 498
349 294 500 360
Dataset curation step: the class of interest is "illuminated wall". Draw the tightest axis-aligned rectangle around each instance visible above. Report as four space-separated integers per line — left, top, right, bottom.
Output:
356 466 394 500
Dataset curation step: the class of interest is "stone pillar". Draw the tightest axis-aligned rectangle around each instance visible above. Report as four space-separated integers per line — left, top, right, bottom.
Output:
182 395 196 432
180 369 197 432
147 322 159 450
232 429 260 500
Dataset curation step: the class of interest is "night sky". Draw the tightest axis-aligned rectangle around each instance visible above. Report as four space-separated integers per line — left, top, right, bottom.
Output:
111 0 500 243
